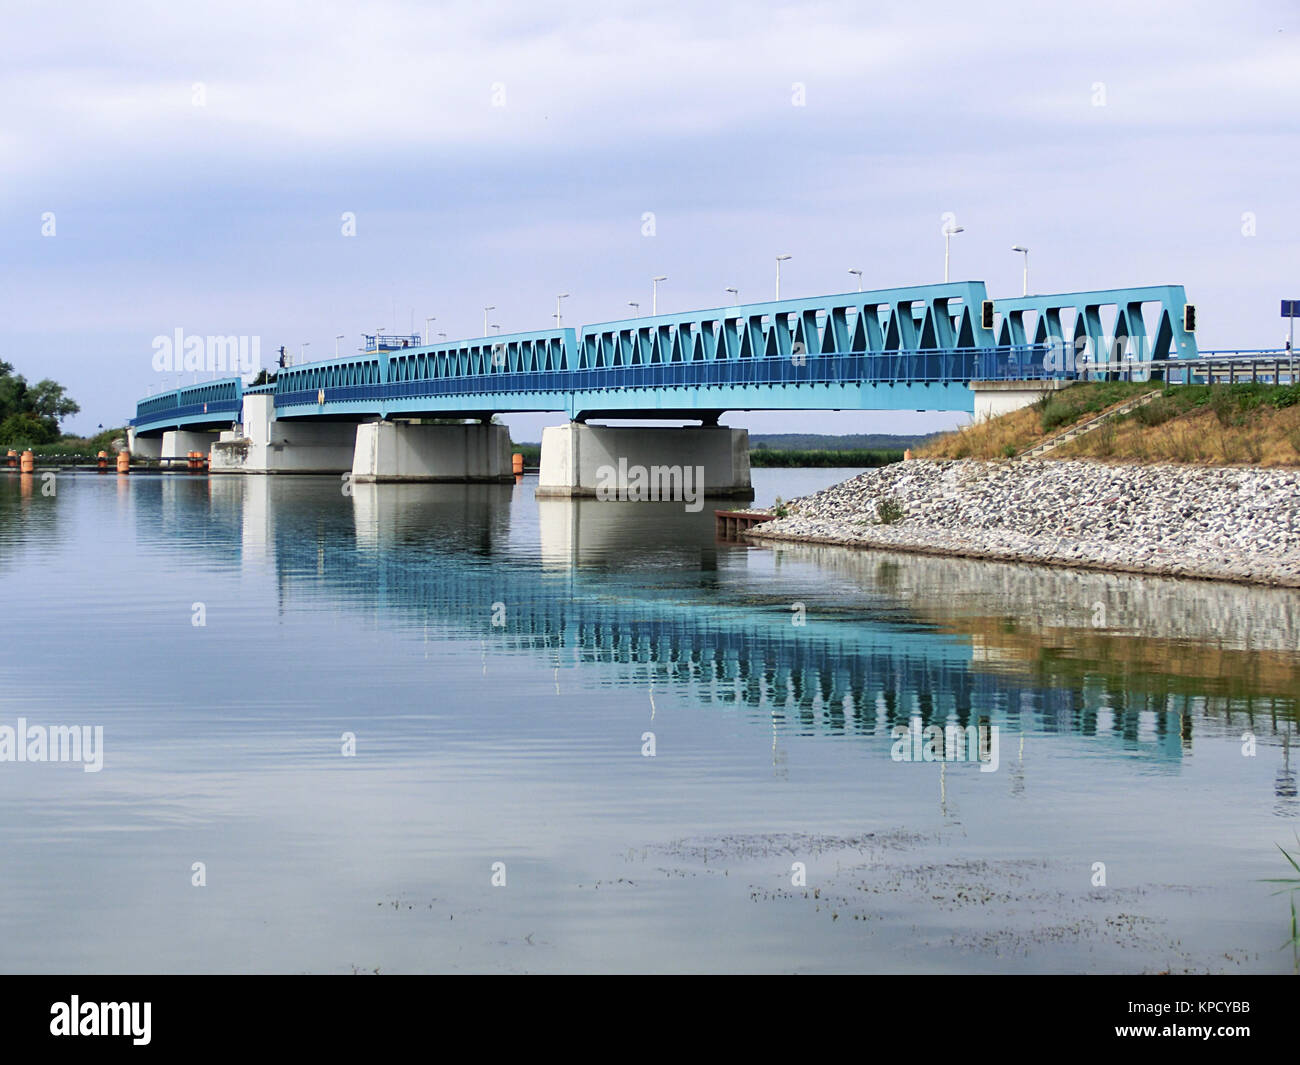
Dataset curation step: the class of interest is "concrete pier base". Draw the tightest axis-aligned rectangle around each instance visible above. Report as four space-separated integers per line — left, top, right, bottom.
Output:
535 423 752 501
161 429 220 461
126 430 163 460
210 395 356 474
971 379 1070 421
350 421 513 483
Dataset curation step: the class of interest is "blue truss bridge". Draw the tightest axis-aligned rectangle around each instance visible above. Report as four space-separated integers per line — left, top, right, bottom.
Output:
130 281 1203 433
125 277 1276 489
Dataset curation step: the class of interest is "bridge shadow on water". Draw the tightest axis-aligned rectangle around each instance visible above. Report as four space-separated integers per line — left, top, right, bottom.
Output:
121 473 1300 788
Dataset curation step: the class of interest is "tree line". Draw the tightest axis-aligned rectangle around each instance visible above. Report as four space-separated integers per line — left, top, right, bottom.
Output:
0 361 81 445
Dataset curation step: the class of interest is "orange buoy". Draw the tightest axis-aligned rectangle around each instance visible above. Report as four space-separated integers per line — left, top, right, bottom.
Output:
97 450 108 472
19 450 34 473
116 451 130 474
5 449 15 469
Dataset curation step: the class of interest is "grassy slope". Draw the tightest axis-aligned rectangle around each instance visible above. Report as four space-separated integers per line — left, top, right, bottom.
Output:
920 381 1300 466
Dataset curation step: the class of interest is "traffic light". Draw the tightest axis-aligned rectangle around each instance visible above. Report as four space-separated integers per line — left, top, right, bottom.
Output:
981 300 995 330
1183 304 1197 332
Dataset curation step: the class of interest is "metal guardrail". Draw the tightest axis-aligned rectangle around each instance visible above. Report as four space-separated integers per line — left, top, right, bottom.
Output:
273 345 1066 408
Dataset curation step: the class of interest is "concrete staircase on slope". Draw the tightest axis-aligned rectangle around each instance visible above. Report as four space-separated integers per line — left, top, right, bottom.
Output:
1018 390 1163 460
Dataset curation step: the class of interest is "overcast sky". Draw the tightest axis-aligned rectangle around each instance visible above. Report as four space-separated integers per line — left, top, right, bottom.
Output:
3 0 1298 438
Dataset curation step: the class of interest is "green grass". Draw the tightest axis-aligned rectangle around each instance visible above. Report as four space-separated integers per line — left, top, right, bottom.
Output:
750 448 902 468
1261 833 1300 973
1 427 127 457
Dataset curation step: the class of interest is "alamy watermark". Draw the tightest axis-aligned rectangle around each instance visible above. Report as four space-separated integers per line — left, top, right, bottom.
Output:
891 716 999 773
0 717 103 772
595 459 705 512
151 329 261 375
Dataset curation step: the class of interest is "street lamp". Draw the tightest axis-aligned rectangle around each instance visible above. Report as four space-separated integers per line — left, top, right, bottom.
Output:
554 293 570 329
375 328 386 354
492 324 501 334
849 268 863 292
652 277 667 315
775 255 792 299
628 301 640 317
424 316 436 344
300 342 310 362
1011 246 1030 296
438 332 447 341
483 306 495 337
725 286 740 306
335 334 345 357
943 224 964 283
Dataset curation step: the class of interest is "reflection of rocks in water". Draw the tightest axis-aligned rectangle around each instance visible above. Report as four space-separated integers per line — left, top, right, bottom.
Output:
766 541 1300 652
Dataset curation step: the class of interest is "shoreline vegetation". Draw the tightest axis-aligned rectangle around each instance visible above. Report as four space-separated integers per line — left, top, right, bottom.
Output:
749 382 1300 588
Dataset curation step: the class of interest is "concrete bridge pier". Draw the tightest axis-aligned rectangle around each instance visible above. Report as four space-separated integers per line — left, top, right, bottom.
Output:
161 429 221 462
351 421 514 483
210 394 356 474
971 379 1071 421
126 429 163 460
535 422 753 502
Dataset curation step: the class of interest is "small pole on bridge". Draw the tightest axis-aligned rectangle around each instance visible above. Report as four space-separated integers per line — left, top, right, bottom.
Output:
483 306 494 337
775 255 791 299
652 277 667 316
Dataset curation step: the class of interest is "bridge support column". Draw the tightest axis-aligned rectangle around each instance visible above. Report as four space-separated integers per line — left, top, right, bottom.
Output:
971 379 1071 421
351 421 513 483
210 394 356 474
535 423 752 502
161 429 221 462
126 430 162 460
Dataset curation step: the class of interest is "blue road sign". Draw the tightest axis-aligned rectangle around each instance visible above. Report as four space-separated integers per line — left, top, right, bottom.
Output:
1283 300 1299 317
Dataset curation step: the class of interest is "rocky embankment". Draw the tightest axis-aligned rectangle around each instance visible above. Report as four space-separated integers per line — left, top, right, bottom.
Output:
748 459 1300 587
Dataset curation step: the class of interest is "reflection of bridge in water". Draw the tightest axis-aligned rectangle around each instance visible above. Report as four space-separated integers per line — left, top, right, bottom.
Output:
119 474 1300 779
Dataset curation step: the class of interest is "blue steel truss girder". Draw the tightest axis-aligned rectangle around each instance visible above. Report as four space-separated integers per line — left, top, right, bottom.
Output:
578 282 997 370
991 285 1197 362
129 282 1201 432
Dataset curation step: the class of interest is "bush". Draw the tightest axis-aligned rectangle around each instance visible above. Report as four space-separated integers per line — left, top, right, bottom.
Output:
1040 399 1083 433
876 498 905 524
1001 443 1018 458
1209 387 1239 427
1133 395 1178 427
0 412 55 446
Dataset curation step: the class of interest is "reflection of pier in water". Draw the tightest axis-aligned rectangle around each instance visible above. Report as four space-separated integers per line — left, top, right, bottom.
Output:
140 476 1300 773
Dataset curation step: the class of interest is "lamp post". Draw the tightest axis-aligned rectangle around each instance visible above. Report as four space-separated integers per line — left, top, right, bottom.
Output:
628 301 640 317
725 286 739 307
300 342 310 362
849 268 863 292
375 328 385 354
438 332 447 341
483 306 494 337
335 334 345 357
1011 246 1030 296
943 225 964 282
775 255 791 299
652 277 667 315
424 317 436 344
554 293 570 329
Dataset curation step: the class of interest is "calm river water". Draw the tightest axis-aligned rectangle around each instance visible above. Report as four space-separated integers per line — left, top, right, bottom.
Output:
0 467 1297 973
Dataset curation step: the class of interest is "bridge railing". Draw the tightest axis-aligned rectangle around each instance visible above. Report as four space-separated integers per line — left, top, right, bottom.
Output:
129 399 242 428
272 344 1061 409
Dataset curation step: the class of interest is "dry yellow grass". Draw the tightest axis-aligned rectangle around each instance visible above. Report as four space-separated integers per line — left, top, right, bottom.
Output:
921 384 1300 467
1056 403 1300 466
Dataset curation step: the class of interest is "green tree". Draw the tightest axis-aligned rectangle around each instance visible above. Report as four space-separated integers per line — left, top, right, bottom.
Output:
0 412 55 446
0 362 80 440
